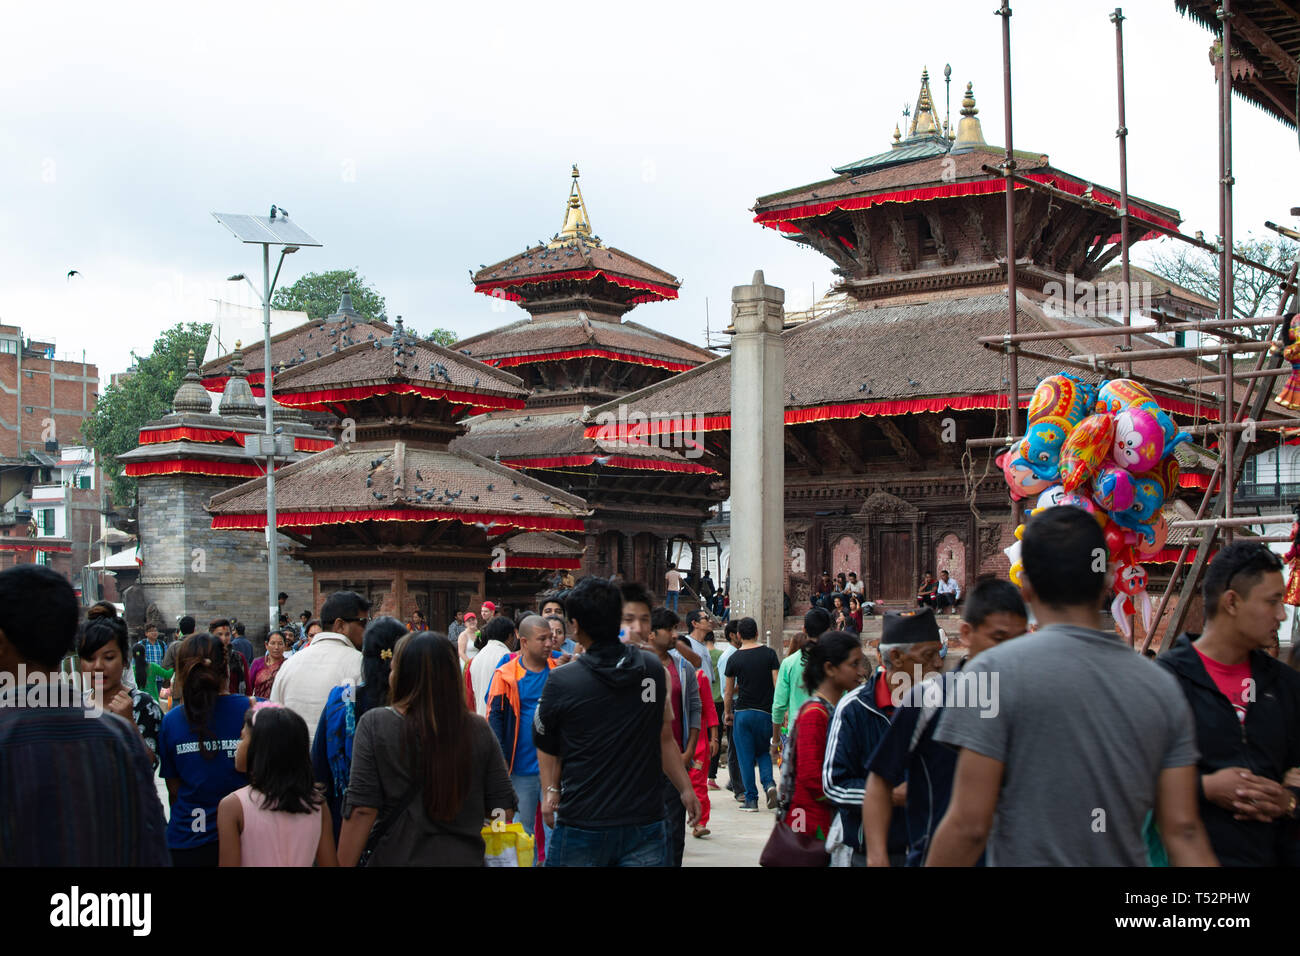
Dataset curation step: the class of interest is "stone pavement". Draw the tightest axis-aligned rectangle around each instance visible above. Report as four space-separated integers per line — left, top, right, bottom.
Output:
682 765 777 867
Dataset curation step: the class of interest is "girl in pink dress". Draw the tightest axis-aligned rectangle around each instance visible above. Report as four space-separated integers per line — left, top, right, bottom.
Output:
218 703 338 867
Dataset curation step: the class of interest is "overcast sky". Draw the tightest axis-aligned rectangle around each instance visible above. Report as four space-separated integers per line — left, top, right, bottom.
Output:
3 0 1296 383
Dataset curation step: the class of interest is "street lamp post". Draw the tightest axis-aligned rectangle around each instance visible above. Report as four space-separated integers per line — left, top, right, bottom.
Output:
213 208 321 636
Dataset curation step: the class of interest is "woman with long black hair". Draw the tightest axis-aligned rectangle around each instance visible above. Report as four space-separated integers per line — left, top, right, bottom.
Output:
337 631 516 866
157 634 251 867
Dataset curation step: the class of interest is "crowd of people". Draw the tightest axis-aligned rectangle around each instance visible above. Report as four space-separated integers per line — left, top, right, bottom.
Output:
3 504 1300 868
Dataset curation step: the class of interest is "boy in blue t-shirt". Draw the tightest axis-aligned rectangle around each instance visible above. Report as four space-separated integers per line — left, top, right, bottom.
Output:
863 579 1027 866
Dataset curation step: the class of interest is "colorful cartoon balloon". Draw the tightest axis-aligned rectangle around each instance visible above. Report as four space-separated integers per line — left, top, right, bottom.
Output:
1060 413 1115 492
999 444 1053 500
1150 457 1181 499
1098 379 1157 413
1092 464 1136 513
1027 374 1096 429
1112 406 1165 473
1111 549 1152 641
1035 485 1068 510
1021 417 1073 480
1134 513 1169 560
1110 475 1165 543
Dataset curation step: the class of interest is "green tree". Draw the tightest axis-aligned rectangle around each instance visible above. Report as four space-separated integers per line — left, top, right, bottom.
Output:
425 329 459 348
1148 234 1299 339
270 268 386 322
82 322 211 506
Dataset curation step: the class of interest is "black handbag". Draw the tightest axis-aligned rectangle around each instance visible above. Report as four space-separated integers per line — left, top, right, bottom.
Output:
357 779 420 867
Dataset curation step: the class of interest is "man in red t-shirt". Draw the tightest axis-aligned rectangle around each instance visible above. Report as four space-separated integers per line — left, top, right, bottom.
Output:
1158 542 1300 866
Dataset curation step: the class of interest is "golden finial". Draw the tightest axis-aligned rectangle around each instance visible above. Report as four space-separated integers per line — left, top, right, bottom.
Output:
909 67 939 138
549 165 601 248
893 123 901 143
235 339 242 350
950 81 988 153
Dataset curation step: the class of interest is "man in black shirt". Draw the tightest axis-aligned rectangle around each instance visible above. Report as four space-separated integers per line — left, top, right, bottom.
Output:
723 617 780 812
1158 542 1300 865
536 576 700 866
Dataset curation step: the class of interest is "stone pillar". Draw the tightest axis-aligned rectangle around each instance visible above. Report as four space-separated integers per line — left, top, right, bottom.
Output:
729 270 785 647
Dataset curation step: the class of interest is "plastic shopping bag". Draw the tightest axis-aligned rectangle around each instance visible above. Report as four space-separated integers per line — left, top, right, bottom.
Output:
481 821 535 868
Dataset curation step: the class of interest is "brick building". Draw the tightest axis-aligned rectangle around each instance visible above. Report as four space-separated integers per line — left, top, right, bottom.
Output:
0 324 98 458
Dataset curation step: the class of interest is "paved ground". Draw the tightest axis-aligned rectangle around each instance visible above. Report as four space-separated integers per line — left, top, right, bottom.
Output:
682 764 777 867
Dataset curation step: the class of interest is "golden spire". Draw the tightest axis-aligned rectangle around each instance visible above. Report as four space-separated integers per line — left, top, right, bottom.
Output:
549 164 602 248
909 67 939 137
950 81 988 153
891 123 902 147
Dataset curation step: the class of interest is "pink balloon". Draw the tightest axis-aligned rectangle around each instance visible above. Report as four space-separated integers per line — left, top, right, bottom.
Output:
1112 407 1164 473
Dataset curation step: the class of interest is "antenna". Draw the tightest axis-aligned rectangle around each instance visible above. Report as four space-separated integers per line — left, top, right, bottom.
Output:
705 296 710 347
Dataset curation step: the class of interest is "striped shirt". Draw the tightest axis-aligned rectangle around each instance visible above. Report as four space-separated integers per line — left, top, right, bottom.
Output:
0 685 169 866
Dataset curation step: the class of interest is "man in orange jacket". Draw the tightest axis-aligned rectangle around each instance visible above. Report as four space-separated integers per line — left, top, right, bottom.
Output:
486 615 558 845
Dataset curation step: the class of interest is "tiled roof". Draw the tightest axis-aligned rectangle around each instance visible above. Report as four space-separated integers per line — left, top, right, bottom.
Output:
271 334 528 403
453 315 715 366
502 531 584 557
472 242 680 299
207 442 587 523
587 291 1285 423
754 152 1180 227
451 410 691 462
201 317 394 383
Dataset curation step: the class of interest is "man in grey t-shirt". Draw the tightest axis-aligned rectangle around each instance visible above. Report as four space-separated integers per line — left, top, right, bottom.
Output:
926 506 1218 867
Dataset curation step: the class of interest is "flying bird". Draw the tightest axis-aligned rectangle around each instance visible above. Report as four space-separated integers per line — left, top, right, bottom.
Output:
66 270 81 281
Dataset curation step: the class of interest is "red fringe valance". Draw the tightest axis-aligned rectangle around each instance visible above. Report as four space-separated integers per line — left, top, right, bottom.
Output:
0 542 72 553
503 454 717 475
137 427 333 453
211 509 585 533
501 556 583 570
583 391 1219 441
125 459 268 479
202 372 266 394
583 394 1030 439
475 270 678 302
274 383 525 415
754 174 1180 241
1178 473 1212 489
1146 547 1214 564
485 349 696 373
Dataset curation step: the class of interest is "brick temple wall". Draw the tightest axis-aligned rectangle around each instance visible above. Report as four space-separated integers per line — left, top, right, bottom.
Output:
135 473 313 641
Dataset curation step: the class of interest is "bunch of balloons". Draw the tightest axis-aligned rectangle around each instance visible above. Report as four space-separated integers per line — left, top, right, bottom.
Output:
996 374 1191 638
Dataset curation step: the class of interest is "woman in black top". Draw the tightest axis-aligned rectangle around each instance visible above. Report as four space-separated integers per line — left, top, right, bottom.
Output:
337 632 515 866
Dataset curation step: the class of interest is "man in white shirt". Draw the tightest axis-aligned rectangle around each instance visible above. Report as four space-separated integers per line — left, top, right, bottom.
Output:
935 570 961 615
846 572 865 599
665 567 682 613
270 590 369 745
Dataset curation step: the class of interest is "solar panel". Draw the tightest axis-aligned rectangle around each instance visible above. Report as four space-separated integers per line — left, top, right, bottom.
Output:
211 213 322 247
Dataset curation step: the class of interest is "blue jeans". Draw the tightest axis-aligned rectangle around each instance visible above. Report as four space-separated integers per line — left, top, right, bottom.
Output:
732 709 774 803
667 590 679 612
510 773 553 849
545 820 667 867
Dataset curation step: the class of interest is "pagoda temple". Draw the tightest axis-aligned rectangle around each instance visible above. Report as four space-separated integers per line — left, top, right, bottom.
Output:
451 167 726 596
589 69 1285 613
118 348 325 636
206 321 588 628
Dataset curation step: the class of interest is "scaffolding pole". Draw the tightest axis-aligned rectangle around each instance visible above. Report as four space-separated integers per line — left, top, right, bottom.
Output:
997 0 1021 525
